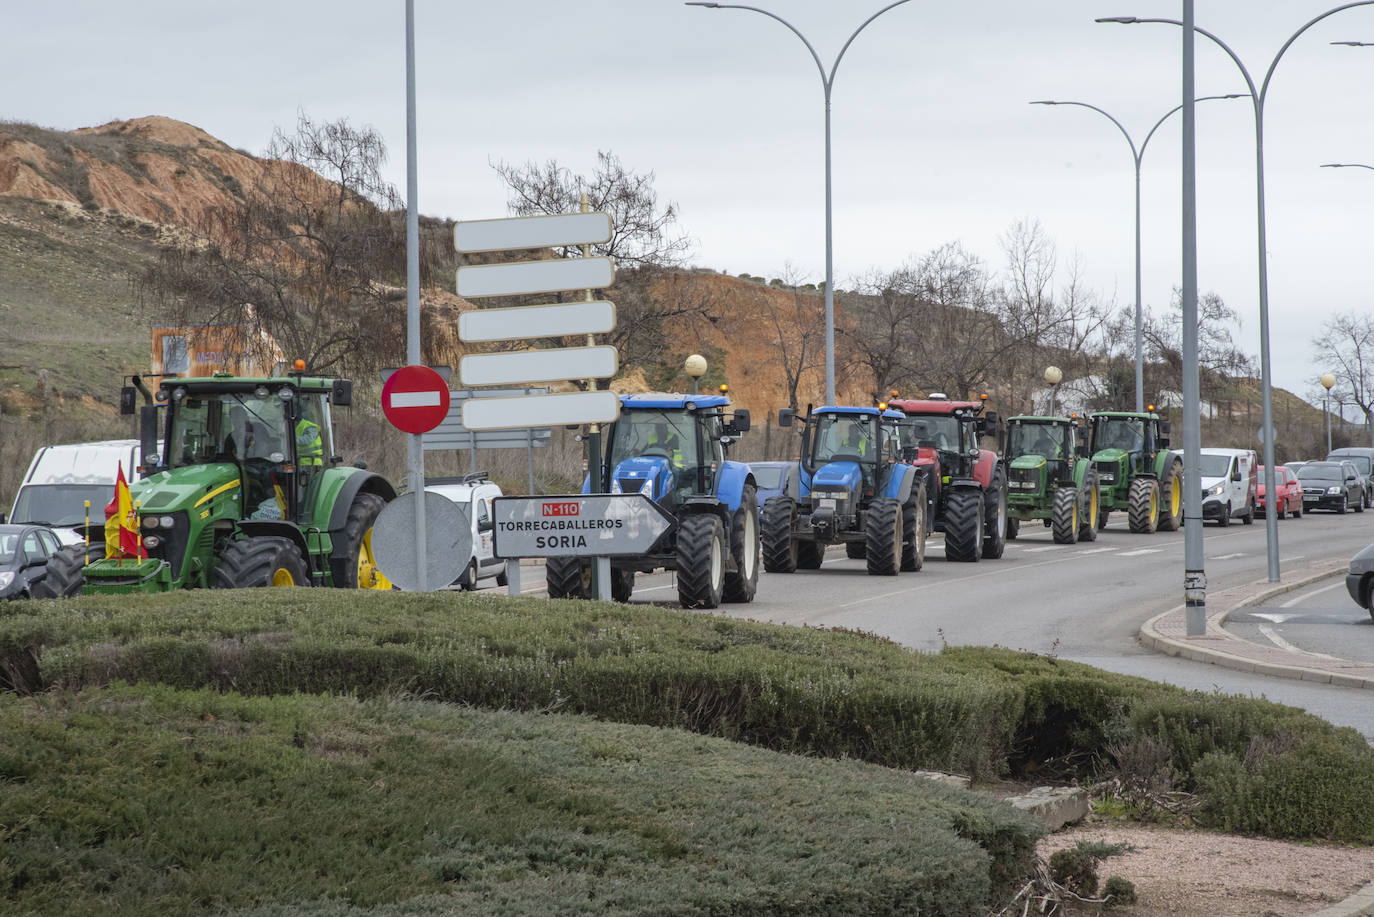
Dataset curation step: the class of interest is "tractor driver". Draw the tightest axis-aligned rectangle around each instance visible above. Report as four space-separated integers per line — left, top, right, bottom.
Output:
647 421 684 467
1106 420 1144 452
1032 427 1059 460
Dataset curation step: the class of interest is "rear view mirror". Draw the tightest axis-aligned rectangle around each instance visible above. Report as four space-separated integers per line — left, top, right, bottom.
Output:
1160 420 1172 435
331 379 353 406
777 408 795 428
139 405 160 470
1157 436 1170 449
728 409 751 434
120 386 138 416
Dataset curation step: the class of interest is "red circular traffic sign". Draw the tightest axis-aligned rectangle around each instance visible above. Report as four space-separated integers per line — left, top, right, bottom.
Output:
381 365 451 434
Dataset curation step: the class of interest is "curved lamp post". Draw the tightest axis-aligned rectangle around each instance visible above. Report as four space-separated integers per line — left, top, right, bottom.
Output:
1030 95 1243 414
1099 2 1374 584
686 0 915 406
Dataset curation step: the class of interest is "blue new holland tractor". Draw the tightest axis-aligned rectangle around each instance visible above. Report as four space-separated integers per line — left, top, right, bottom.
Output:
544 393 759 608
760 405 926 576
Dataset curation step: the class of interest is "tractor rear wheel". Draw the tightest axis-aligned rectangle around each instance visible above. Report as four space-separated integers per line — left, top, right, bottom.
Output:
545 556 591 599
1006 517 1020 540
1127 477 1160 534
677 514 725 609
723 485 760 603
865 497 902 576
1077 471 1100 543
1097 509 1110 531
900 485 927 572
797 540 825 570
845 542 867 560
760 496 798 574
1158 458 1184 531
330 492 390 589
1052 485 1079 544
31 543 104 599
981 468 1008 560
944 489 983 563
215 536 309 589
611 568 635 603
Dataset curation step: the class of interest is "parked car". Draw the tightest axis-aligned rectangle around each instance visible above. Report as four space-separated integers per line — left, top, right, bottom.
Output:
1196 447 1257 526
6 440 142 545
748 461 795 517
1347 542 1374 621
1284 460 1309 475
0 524 64 600
1256 465 1302 519
1326 447 1374 509
1296 460 1365 514
425 473 508 590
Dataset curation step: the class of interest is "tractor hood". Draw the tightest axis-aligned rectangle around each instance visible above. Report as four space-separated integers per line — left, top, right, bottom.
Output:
810 461 863 493
130 463 243 514
610 455 673 501
1010 454 1049 471
1091 447 1130 465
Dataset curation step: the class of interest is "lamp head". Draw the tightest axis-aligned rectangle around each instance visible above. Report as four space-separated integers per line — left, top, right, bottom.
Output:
1321 373 1337 391
685 2 722 6
1029 100 1060 106
1096 16 1140 24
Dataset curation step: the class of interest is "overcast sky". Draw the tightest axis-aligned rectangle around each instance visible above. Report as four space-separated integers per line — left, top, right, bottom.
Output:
7 1 1374 409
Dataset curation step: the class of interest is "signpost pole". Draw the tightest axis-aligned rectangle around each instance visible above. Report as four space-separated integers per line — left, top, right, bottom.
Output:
579 194 604 599
404 0 426 591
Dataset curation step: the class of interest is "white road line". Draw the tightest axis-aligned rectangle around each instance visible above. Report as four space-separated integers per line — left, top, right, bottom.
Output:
1079 547 1116 555
838 551 1091 609
1022 546 1059 553
1280 580 1348 608
1116 548 1162 557
1256 624 1341 659
1213 552 1246 560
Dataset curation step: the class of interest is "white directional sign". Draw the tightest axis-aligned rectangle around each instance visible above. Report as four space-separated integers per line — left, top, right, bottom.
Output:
493 493 675 557
459 301 616 343
457 256 614 299
460 346 618 387
454 212 612 253
462 391 620 432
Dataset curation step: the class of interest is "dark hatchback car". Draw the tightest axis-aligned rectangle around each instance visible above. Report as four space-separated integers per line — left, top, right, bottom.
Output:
1349 543 1374 622
1296 460 1365 514
0 524 63 599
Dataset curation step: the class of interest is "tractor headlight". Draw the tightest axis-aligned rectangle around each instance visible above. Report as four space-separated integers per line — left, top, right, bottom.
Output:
277 387 294 402
159 515 176 529
144 535 162 549
255 385 271 399
142 516 159 530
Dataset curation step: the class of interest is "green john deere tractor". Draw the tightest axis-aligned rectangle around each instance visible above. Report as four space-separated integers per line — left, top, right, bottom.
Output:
1088 410 1183 534
34 370 396 596
1003 415 1099 544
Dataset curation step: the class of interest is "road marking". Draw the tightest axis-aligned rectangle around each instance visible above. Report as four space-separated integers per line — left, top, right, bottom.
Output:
1280 580 1347 608
1117 548 1162 557
1022 546 1059 553
1256 624 1341 659
1080 547 1116 555
837 551 1091 609
1213 552 1246 560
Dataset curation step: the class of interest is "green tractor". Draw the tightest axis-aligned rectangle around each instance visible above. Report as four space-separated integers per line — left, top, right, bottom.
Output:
35 369 396 596
1003 415 1099 544
1088 410 1183 534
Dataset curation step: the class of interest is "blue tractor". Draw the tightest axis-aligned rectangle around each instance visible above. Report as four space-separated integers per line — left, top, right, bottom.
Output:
544 393 758 608
760 405 926 576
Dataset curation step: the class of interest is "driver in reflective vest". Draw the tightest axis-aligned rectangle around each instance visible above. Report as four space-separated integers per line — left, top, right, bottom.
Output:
296 417 324 469
647 423 683 467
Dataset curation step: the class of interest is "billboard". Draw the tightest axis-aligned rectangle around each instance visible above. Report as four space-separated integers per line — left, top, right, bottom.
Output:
150 323 284 378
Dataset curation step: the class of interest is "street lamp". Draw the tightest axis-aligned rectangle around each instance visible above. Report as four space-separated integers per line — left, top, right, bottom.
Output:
1030 95 1243 413
1044 365 1063 416
686 0 914 406
1322 372 1337 453
685 353 708 395
1099 2 1374 584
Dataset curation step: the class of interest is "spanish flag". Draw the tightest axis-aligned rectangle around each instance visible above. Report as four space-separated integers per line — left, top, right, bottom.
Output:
104 463 146 559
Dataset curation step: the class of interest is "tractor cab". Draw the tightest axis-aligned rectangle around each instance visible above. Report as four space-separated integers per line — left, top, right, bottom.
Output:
780 405 905 544
1089 411 1168 480
603 393 750 510
1086 409 1183 534
1005 416 1079 495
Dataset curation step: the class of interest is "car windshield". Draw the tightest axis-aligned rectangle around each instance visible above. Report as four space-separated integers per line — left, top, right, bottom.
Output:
10 484 114 526
751 466 784 489
1298 463 1341 482
0 532 17 563
898 415 960 452
810 413 878 465
608 410 699 468
1007 422 1065 459
1336 455 1372 474
1197 454 1233 478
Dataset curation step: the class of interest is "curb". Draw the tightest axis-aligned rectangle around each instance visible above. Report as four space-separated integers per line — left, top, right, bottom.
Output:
1309 879 1374 917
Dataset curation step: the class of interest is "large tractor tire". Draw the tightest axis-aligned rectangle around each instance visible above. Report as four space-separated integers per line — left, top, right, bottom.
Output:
1051 485 1079 545
981 468 1008 560
31 543 104 599
215 536 309 588
797 540 826 570
546 556 591 599
611 568 635 603
845 542 867 560
900 486 927 572
1077 471 1100 543
760 495 797 574
865 497 902 576
944 488 983 563
723 485 760 604
1006 517 1020 540
1097 509 1110 532
1158 458 1184 531
1127 477 1160 534
330 492 390 589
676 513 725 609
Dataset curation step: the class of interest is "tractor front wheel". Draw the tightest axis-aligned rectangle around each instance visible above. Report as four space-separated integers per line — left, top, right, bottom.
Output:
612 568 635 603
901 484 927 572
761 496 798 573
944 489 983 563
1159 459 1184 531
31 543 103 599
797 540 825 570
545 556 591 599
1006 517 1020 540
1077 471 1100 543
215 536 309 589
865 497 902 576
981 468 1008 560
723 484 760 603
1127 478 1160 534
1052 485 1079 544
330 492 390 589
677 514 725 609
845 542 867 560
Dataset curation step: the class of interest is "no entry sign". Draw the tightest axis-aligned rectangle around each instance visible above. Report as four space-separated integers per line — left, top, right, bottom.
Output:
382 364 450 434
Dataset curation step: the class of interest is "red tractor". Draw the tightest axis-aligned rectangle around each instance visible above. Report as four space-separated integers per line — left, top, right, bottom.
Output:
889 395 1007 562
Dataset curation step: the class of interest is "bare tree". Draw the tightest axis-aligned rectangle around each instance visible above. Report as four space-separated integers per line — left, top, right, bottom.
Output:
1144 289 1256 419
139 112 406 375
841 263 921 398
908 242 1010 400
1312 311 1374 447
755 265 827 413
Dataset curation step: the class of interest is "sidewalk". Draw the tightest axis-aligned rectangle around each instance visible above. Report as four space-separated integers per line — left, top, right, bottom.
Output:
1139 555 1374 690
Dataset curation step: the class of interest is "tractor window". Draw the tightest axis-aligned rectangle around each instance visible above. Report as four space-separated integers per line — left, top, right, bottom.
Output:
1008 423 1062 460
608 411 699 469
810 413 876 466
1095 417 1145 452
168 398 218 466
223 395 290 462
903 416 959 452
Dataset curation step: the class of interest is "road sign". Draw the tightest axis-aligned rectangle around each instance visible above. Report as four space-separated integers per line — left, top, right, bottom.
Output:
454 212 612 253
493 493 674 558
371 491 468 590
457 256 614 299
382 364 451 434
460 346 618 388
463 391 620 432
459 300 616 343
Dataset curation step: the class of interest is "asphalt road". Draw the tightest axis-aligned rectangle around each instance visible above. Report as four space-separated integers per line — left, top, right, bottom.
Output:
515 506 1374 739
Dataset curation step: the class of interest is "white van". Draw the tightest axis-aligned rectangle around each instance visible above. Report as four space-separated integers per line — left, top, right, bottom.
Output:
1197 447 1258 526
425 473 508 590
7 440 142 545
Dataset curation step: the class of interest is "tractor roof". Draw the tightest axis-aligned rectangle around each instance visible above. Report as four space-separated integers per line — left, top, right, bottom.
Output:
161 375 336 392
814 405 904 419
1092 411 1160 420
889 399 983 415
1007 415 1076 424
619 393 731 410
